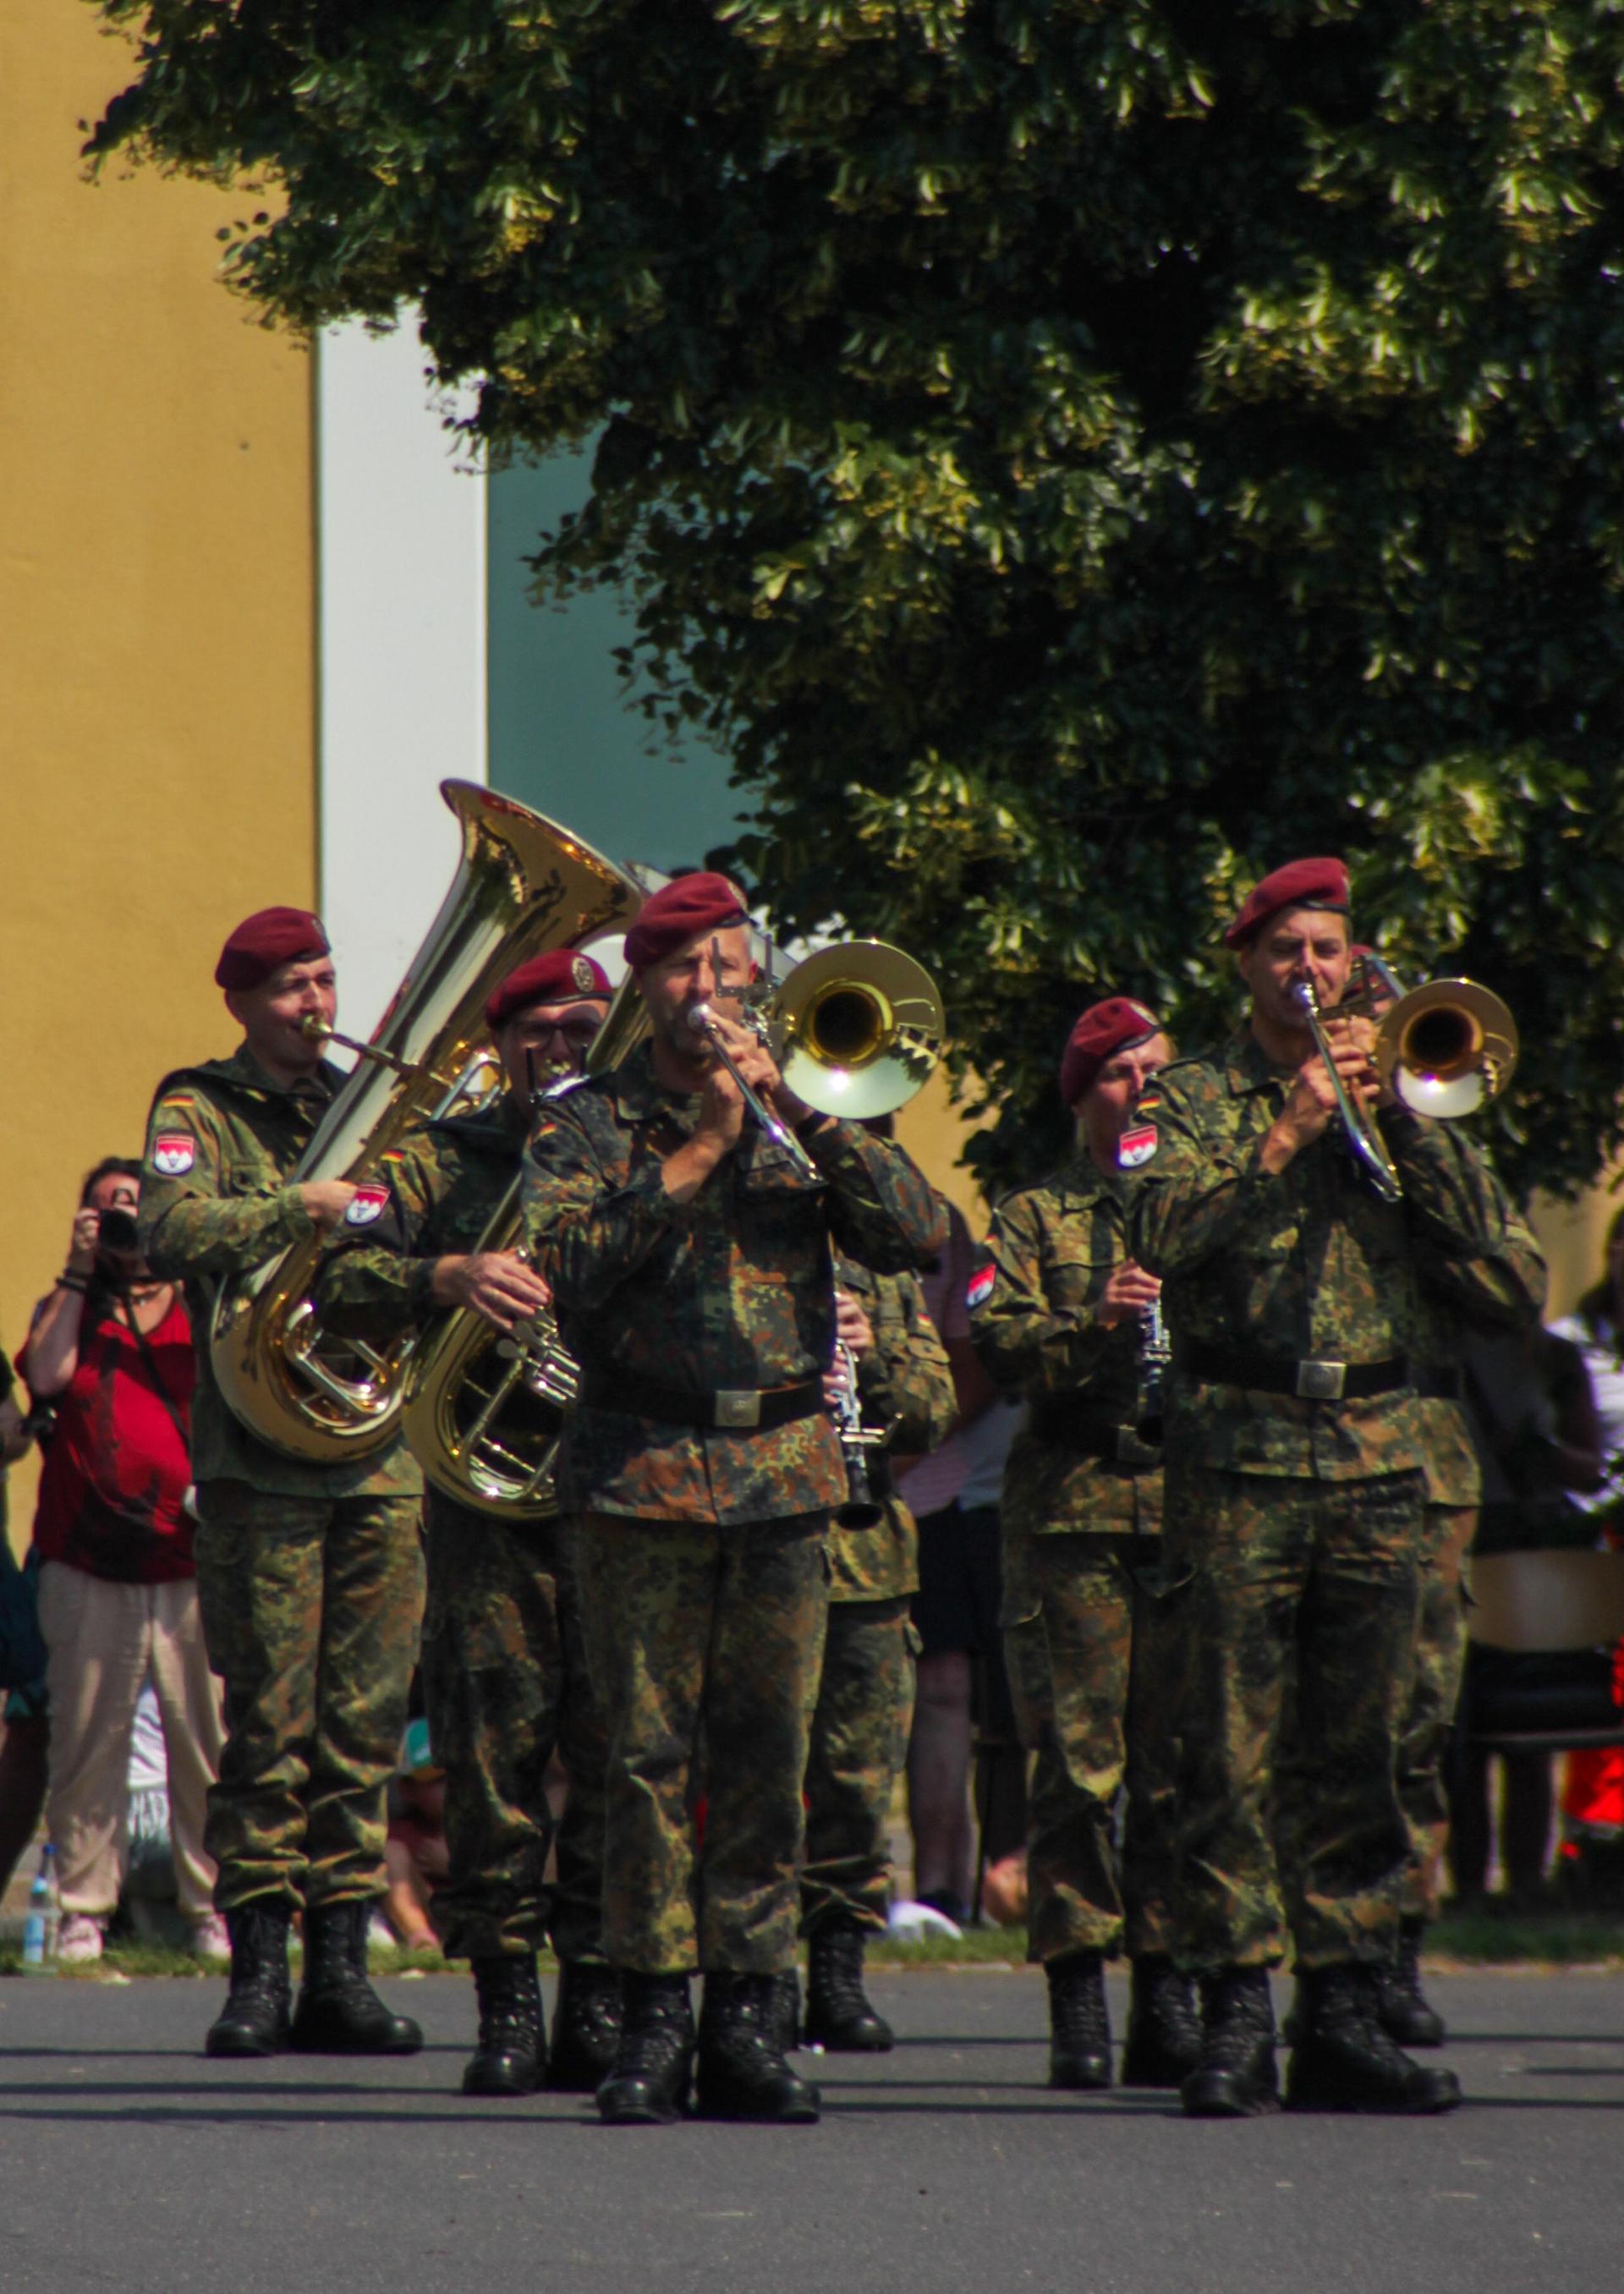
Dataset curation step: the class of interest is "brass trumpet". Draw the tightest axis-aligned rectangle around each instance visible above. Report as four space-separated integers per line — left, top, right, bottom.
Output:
1293 952 1519 1203
688 937 943 1171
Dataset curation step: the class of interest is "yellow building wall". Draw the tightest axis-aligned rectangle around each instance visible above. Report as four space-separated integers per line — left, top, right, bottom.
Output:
1 2 315 1542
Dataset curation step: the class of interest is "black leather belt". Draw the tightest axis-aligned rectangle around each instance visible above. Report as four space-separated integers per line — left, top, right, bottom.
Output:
1414 1364 1464 1402
1180 1341 1412 1402
1029 1401 1160 1465
579 1369 824 1431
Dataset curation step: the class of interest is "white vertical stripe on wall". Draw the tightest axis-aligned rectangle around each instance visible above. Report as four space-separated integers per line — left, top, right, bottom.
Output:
315 316 486 1043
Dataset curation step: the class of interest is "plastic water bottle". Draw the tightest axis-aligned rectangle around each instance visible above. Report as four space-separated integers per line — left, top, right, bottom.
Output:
21 1843 61 1973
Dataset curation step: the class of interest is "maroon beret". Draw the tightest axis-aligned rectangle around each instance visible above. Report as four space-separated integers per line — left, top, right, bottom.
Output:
1223 856 1350 948
623 872 747 972
215 908 330 991
486 949 612 1030
1059 996 1163 1110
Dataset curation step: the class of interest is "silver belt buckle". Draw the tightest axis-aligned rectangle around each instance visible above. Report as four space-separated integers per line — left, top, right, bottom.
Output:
1296 1358 1347 1402
714 1389 762 1430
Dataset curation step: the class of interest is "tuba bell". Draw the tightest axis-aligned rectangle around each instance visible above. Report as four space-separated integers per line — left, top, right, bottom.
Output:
207 782 641 1463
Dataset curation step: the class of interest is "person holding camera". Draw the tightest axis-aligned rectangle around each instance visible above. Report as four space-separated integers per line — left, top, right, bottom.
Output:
0 1340 49 1906
19 1158 226 1965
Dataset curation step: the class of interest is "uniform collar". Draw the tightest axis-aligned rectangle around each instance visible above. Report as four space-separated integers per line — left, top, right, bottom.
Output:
1059 1148 1122 1206
1225 1028 1290 1097
607 1042 702 1126
192 1042 340 1108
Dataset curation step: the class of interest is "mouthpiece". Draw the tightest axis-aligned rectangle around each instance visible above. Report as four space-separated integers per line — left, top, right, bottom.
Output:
687 1004 713 1034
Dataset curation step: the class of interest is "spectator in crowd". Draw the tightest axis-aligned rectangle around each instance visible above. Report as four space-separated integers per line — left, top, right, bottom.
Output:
1548 1206 1624 1894
382 1716 447 1952
1447 1319 1604 1905
897 1197 1025 1928
19 1158 226 1963
0 1343 48 1903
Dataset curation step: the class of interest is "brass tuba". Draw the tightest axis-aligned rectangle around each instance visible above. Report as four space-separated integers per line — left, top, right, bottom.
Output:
398 968 649 1520
400 936 944 1520
207 782 642 1463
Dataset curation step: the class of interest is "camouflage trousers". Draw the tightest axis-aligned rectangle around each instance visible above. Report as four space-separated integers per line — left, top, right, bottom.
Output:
194 1478 425 1915
802 1594 916 1935
576 1509 830 1974
1166 1465 1424 1973
420 1496 608 1965
1397 1504 1476 1919
1002 1534 1180 1963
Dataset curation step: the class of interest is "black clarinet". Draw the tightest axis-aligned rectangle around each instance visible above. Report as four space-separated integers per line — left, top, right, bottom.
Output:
831 1342 887 1528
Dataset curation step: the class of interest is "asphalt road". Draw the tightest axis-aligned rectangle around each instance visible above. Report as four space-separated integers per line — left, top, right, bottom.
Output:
1 1966 1619 2294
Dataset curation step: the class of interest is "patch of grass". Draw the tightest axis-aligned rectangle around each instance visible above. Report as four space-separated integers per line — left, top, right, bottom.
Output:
1429 1903 1624 1966
8 1909 1621 1979
870 1926 1031 1969
0 1937 458 1981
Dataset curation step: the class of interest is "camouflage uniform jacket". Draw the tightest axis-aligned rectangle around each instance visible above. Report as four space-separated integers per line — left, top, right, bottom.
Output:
139 1045 421 1499
1122 1029 1544 1481
831 1253 956 1602
969 1155 1162 1538
315 1090 530 1334
522 1045 947 1524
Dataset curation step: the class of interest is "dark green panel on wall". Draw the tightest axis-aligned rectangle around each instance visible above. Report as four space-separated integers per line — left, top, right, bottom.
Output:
487 450 745 873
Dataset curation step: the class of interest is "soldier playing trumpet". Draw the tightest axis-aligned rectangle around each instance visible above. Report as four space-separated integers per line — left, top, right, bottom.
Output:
1122 857 1543 2119
523 873 946 2127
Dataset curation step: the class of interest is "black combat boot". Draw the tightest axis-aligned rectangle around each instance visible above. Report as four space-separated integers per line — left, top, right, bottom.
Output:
804 1918 893 2052
766 1968 804 2054
1286 1962 1461 2114
546 1960 623 2092
463 1955 544 2096
597 1972 695 2125
1372 1918 1446 2048
1045 1951 1111 2090
1180 1967 1280 2118
694 1972 822 2122
288 1901 424 2055
1120 1954 1202 2088
205 1902 293 2058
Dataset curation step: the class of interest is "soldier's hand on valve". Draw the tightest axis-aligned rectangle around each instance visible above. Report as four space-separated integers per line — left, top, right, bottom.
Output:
430 1249 551 1332
300 1177 359 1231
1322 1011 1381 1097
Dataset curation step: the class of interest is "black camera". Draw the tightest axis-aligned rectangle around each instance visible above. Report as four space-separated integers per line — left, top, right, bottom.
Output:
97 1207 141 1254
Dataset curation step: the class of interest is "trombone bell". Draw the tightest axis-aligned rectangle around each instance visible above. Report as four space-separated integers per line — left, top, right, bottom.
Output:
1374 979 1519 1120
771 941 943 1121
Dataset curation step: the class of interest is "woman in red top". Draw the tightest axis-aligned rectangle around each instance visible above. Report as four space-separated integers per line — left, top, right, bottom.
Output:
22 1159 225 1963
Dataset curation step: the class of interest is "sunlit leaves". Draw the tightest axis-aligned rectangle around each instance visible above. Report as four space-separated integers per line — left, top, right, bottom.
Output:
85 0 1624 1195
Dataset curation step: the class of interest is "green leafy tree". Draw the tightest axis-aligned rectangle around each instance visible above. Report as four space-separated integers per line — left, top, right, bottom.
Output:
88 1 1624 1196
